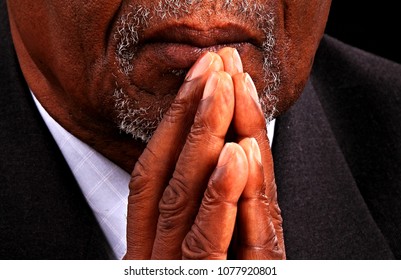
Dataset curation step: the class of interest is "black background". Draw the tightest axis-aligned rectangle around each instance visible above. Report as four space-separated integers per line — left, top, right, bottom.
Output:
325 1 400 64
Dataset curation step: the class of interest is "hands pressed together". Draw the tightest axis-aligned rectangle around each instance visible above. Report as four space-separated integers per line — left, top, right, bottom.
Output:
124 48 285 260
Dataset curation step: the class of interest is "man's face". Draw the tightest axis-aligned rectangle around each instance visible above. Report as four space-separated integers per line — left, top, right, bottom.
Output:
8 0 331 142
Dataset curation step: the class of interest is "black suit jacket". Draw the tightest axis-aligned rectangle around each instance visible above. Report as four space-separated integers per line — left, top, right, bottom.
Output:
1 2 400 259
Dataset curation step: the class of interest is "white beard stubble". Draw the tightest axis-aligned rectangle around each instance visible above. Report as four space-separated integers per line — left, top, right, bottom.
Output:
113 0 280 142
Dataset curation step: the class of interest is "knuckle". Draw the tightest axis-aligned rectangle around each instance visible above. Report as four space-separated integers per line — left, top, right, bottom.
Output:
263 236 285 260
205 179 234 205
129 160 153 200
131 146 157 179
271 201 284 226
191 111 213 136
157 176 191 231
164 99 188 123
128 146 162 203
186 118 223 152
182 224 224 260
193 101 230 139
163 95 194 124
239 224 283 259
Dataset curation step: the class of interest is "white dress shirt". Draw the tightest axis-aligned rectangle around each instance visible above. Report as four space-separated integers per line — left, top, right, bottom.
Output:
32 93 275 259
33 94 130 259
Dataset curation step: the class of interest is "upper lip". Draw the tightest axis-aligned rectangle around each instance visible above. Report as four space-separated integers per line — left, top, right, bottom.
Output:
142 23 263 48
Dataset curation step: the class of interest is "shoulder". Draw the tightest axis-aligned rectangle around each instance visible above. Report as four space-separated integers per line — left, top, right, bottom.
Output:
309 36 401 258
310 34 401 133
309 35 401 199
312 35 401 92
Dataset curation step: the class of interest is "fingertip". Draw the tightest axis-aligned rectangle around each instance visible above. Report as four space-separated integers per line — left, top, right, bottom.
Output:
203 70 234 107
216 143 234 167
209 52 225 72
202 71 220 100
185 52 213 81
251 138 262 164
232 72 246 80
201 71 233 105
216 46 232 56
244 73 260 104
217 142 246 167
217 143 241 167
232 73 266 138
185 52 224 82
217 47 243 75
238 137 264 197
232 48 243 73
239 137 262 165
215 143 248 190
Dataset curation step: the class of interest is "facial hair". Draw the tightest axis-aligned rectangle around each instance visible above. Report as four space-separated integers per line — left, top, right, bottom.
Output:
113 0 280 142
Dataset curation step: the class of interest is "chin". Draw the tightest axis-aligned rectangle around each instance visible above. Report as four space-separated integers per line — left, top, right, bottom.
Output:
100 1 319 141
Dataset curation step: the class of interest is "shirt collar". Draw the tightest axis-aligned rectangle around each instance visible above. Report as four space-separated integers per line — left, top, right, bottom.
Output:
32 92 130 259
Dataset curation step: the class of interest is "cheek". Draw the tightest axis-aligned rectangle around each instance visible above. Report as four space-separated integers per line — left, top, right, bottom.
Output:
282 0 331 63
273 0 331 114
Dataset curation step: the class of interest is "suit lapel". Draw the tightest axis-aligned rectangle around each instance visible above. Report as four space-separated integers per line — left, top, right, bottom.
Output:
272 80 394 259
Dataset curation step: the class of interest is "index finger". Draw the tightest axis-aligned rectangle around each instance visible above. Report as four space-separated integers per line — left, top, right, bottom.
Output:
151 71 235 259
125 52 224 259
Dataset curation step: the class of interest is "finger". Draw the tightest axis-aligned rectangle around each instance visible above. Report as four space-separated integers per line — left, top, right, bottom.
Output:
151 71 235 259
217 47 243 76
232 73 285 256
232 73 268 147
217 47 243 143
236 138 284 259
232 72 273 191
125 52 224 259
182 143 248 259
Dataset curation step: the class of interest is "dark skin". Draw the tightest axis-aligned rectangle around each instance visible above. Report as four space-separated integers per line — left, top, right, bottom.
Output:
6 0 332 259
126 50 284 259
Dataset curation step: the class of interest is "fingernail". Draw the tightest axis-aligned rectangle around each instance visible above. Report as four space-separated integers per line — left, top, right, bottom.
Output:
202 72 220 100
250 138 262 164
245 73 259 103
185 52 213 81
217 143 234 167
232 49 243 73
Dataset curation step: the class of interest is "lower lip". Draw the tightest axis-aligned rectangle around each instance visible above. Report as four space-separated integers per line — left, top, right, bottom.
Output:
135 42 254 69
124 42 259 97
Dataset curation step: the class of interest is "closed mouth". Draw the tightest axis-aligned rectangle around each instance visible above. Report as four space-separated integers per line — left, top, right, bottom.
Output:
141 23 264 49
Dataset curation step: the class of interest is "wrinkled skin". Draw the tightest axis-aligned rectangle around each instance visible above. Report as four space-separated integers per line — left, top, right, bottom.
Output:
7 0 332 259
